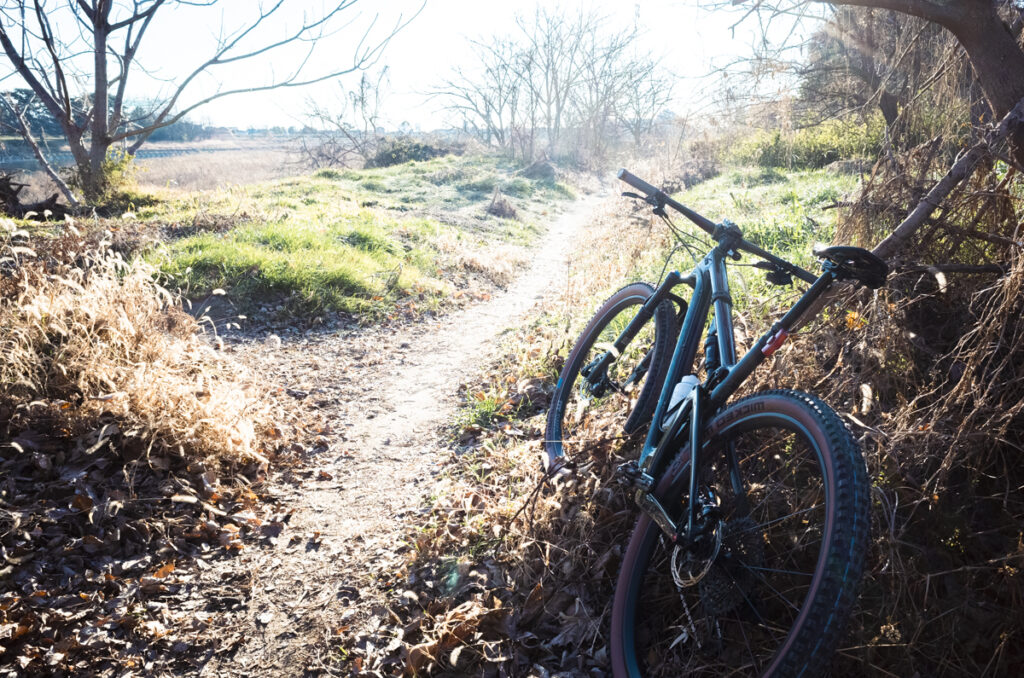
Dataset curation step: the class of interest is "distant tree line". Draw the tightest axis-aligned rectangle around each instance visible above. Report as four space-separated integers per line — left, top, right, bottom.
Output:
437 8 674 165
0 89 215 145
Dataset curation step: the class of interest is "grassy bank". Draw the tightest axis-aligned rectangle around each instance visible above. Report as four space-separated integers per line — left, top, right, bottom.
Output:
148 154 575 319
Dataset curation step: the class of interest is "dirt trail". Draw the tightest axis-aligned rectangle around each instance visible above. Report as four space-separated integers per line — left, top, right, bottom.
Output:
206 195 597 675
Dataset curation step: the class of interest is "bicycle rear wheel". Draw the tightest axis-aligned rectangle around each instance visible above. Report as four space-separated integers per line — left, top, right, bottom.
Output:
611 390 869 678
545 282 676 468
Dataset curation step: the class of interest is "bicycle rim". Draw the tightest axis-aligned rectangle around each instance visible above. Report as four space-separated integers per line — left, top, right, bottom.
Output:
546 284 672 463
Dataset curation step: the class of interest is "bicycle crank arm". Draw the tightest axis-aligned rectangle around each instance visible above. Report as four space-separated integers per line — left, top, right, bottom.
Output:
635 490 682 543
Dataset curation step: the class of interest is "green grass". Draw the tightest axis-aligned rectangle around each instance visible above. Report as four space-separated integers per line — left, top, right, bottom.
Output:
147 154 573 317
157 209 444 315
673 166 859 314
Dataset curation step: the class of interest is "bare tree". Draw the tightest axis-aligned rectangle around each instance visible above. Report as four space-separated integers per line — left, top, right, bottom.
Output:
301 68 388 168
515 8 591 158
618 58 674 151
0 0 423 205
437 38 522 154
570 21 635 163
438 8 674 164
508 47 539 161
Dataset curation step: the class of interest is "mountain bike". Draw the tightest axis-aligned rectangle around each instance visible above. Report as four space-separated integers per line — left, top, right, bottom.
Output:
544 169 887 677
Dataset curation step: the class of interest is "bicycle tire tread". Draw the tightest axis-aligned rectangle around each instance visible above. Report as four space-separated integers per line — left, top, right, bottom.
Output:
737 390 869 677
611 389 870 678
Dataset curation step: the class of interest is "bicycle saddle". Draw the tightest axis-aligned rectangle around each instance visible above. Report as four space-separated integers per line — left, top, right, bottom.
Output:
813 245 888 289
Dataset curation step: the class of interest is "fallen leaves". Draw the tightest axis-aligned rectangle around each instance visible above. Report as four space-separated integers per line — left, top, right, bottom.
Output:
0 420 286 674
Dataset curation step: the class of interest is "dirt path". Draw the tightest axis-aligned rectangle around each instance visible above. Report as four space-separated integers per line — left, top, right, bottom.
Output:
203 195 597 675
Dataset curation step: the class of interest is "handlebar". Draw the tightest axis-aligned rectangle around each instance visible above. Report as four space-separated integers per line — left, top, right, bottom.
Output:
617 168 818 285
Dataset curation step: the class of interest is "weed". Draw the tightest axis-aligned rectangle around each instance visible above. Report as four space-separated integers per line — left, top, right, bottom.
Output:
313 168 344 180
457 176 497 194
501 178 535 197
360 178 387 192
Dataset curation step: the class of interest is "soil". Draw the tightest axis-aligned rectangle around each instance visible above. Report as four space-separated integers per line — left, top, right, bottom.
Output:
198 195 598 675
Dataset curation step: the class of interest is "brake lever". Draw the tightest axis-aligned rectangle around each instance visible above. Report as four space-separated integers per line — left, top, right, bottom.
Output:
754 261 793 286
622 190 669 218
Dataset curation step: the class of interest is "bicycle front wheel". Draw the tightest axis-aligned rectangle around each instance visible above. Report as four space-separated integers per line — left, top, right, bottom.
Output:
545 282 676 468
611 390 869 678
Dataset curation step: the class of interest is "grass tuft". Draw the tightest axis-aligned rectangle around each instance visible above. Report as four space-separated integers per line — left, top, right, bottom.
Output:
152 154 575 318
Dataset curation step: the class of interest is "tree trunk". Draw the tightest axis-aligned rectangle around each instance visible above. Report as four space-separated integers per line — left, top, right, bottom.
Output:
948 3 1024 167
85 3 112 202
878 89 902 143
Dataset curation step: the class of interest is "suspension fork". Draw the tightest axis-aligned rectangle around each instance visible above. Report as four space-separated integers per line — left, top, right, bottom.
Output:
583 271 686 386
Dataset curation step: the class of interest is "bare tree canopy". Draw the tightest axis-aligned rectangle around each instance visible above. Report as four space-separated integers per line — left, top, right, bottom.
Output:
726 0 1024 166
436 7 674 165
0 0 423 204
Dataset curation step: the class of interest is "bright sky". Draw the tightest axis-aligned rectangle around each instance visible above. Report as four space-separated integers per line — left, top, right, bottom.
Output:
194 0 793 130
12 0 819 131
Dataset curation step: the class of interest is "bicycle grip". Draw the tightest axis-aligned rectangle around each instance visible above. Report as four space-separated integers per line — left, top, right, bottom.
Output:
617 168 661 198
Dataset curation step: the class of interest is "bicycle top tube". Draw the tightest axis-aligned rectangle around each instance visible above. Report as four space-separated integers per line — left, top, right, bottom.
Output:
617 168 818 285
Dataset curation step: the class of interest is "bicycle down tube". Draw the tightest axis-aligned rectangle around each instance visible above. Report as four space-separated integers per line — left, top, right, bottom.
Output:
624 245 837 544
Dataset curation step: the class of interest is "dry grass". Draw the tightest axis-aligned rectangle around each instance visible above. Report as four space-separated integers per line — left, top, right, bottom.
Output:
1 219 271 465
134 147 300 191
6 139 303 203
0 218 309 673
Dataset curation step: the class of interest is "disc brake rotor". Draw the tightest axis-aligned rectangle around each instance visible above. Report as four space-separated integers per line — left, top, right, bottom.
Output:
670 525 722 589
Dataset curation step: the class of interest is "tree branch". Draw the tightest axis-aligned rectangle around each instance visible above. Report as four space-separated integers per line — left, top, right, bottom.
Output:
872 95 1024 259
807 0 963 27
0 24 67 130
0 93 79 207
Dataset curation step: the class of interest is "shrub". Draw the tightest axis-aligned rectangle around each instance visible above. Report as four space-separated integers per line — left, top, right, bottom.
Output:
457 176 497 194
366 138 450 168
500 177 534 197
313 168 344 180
0 238 270 464
66 148 139 204
731 115 885 169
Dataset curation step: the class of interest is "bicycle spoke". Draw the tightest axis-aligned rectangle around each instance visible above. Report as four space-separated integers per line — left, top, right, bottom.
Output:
740 564 814 578
739 503 824 535
735 561 802 615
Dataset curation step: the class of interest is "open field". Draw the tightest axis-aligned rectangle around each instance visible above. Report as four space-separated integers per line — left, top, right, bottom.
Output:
4 138 304 201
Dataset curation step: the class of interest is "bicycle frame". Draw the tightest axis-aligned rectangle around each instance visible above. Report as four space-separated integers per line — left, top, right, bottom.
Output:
595 231 840 547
